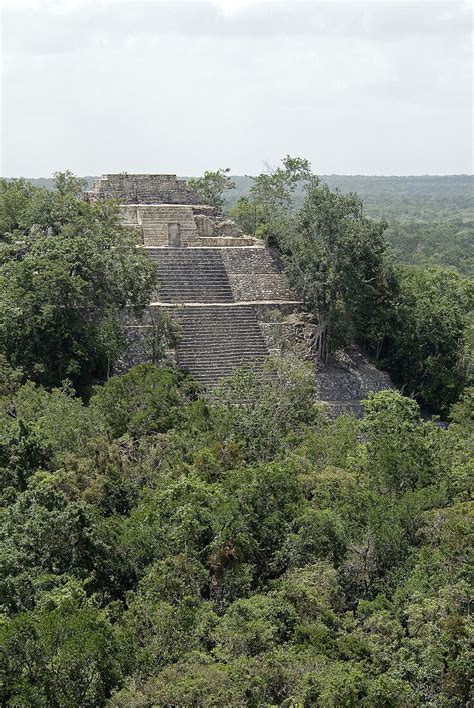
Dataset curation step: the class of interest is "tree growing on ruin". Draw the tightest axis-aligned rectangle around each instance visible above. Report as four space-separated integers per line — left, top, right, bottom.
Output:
187 168 235 210
276 173 398 360
230 155 310 240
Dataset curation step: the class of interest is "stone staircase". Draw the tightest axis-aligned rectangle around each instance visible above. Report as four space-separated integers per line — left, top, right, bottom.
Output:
89 174 294 387
147 248 235 303
173 305 269 386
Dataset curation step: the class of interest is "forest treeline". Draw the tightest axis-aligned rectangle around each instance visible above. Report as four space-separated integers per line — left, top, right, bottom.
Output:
0 167 472 706
226 173 473 278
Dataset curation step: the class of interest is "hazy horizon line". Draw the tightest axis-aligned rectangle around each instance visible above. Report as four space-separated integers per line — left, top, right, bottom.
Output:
6 173 474 180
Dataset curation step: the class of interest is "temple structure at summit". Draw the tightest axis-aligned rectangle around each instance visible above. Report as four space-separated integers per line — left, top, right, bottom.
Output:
86 173 252 246
87 173 392 412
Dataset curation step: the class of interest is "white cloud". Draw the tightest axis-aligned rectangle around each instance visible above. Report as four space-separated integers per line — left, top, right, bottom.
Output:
0 0 471 175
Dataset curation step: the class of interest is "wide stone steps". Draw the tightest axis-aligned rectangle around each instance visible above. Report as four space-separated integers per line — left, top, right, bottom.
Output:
173 305 269 385
142 248 286 384
146 248 229 261
148 248 235 303
178 344 265 357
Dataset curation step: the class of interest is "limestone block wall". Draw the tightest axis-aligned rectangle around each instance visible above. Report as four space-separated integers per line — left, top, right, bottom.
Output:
120 205 200 246
87 174 200 204
120 204 254 248
138 205 199 246
88 174 253 246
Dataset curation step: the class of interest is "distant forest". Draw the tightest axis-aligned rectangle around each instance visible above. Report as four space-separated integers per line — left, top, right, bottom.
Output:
20 174 474 277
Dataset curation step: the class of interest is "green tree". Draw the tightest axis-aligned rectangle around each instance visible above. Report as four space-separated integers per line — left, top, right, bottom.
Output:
361 389 437 496
282 177 398 358
187 168 235 210
0 348 471 706
90 363 200 439
230 155 310 241
0 174 157 392
0 587 120 706
382 266 473 412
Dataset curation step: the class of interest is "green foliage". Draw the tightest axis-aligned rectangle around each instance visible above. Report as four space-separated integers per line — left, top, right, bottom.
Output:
229 157 471 413
90 363 200 440
0 173 157 392
227 173 474 278
1 588 120 706
143 308 180 365
187 168 235 209
283 176 399 357
380 267 473 413
230 158 396 356
210 356 320 461
1 164 472 705
19 173 474 276
229 155 310 241
0 364 471 705
361 390 437 495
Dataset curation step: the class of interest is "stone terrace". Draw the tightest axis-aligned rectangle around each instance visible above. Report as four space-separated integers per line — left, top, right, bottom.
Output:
144 244 302 386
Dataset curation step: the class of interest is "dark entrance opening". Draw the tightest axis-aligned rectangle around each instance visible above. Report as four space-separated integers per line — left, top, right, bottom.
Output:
168 223 181 247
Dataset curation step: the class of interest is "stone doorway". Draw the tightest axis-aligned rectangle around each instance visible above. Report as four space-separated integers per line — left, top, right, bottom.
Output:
168 223 181 247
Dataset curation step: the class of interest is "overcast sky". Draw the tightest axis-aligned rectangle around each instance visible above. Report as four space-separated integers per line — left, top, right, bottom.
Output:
1 0 472 176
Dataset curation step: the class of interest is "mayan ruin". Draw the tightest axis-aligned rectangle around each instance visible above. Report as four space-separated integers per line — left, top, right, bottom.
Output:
86 173 392 413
